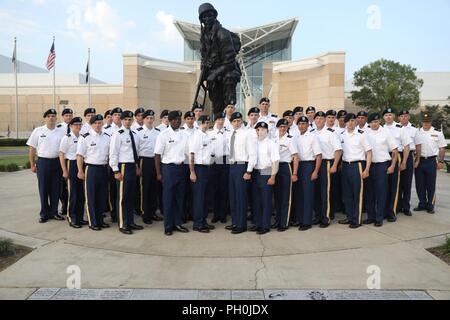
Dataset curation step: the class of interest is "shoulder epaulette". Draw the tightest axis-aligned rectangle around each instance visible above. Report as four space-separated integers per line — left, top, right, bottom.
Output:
66 133 71 137
118 130 125 134
155 128 160 132
225 128 230 132
396 124 402 128
104 132 110 137
180 127 185 130
131 130 136 135
57 124 62 128
137 127 144 132
327 128 335 133
82 133 90 138
243 121 248 127
105 125 112 130
310 129 316 133
271 114 278 118
411 124 416 128
287 135 293 139
358 130 364 134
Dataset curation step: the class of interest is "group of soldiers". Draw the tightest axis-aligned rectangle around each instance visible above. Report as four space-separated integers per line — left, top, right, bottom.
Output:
27 97 448 236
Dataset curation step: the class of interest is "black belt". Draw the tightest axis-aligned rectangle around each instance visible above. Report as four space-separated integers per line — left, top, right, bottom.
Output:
164 163 184 166
421 156 437 160
300 160 316 164
38 157 58 160
140 156 155 160
195 164 210 168
230 161 247 165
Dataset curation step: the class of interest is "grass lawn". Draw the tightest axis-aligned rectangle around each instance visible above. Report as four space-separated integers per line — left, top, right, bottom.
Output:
0 155 29 167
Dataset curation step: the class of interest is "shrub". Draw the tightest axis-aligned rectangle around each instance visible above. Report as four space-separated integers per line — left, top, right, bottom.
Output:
0 139 28 147
24 161 31 169
0 238 14 257
0 164 5 172
5 163 20 172
446 236 450 254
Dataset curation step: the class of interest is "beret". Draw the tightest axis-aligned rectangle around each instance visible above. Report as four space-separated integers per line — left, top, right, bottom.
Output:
70 117 83 125
84 108 96 117
214 112 226 120
382 107 395 116
298 116 309 124
192 104 205 111
255 122 269 130
368 113 381 123
283 110 294 118
160 110 170 119
422 113 432 122
277 119 289 127
345 113 357 123
337 110 348 118
293 106 304 114
111 107 123 115
326 110 337 117
314 111 326 119
198 115 211 123
259 97 270 104
184 111 195 119
357 111 368 117
248 107 260 116
90 114 104 124
135 107 146 115
143 110 155 118
168 111 182 121
306 106 316 113
120 111 134 120
104 110 113 118
62 108 73 116
43 108 57 118
230 112 243 122
398 110 410 116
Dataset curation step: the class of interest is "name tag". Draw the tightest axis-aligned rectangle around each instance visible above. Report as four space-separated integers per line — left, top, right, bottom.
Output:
40 135 47 138
90 143 97 147
169 139 175 144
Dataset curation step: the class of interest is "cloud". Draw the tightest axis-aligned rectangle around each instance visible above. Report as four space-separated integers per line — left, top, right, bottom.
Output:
154 10 179 43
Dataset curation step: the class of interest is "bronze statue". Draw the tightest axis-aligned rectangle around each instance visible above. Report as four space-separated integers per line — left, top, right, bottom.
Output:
194 3 241 115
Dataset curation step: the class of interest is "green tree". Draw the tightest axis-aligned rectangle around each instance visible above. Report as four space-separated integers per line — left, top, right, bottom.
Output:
351 59 424 113
421 104 450 137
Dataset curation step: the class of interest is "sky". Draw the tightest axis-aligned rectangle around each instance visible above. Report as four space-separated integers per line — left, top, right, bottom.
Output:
1 0 449 84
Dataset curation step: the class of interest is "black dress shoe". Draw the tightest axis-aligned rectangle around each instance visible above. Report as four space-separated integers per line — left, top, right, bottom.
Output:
194 227 210 233
39 218 48 224
143 219 153 225
70 223 82 229
374 222 383 227
165 230 173 236
89 226 101 231
339 219 350 225
80 220 89 226
257 229 270 235
277 227 288 232
271 223 279 230
152 214 163 221
414 207 426 212
290 221 300 227
211 218 220 224
120 228 133 235
387 217 397 223
225 225 236 231
231 229 246 235
130 224 144 231
52 214 65 221
427 209 435 214
101 223 110 229
363 219 375 225
349 224 361 229
299 225 312 231
205 223 216 230
248 225 258 232
319 223 330 229
174 226 189 233
404 210 412 217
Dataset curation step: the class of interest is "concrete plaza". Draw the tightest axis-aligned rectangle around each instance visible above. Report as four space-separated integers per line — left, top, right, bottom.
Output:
0 170 449 300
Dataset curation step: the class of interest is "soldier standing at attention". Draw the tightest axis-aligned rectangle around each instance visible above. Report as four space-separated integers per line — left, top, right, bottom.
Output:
338 113 372 229
57 108 74 217
356 111 369 132
76 115 111 231
305 106 317 129
103 110 113 131
27 108 66 223
80 107 96 136
156 110 170 132
155 111 190 236
192 104 205 129
132 107 146 216
414 114 448 214
131 107 145 131
59 117 86 228
293 106 304 126
257 98 279 140
182 111 197 222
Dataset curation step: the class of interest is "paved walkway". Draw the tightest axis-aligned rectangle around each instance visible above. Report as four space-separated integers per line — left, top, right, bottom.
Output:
0 170 450 300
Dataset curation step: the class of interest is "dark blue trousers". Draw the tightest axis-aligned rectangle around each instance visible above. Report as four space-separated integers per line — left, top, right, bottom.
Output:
36 158 62 219
315 159 333 224
117 163 137 230
67 160 84 225
192 165 210 229
367 162 389 223
208 162 230 221
108 168 117 220
332 163 344 215
399 152 414 212
252 171 274 231
386 154 400 219
229 164 249 231
415 157 437 210
85 164 108 228
183 164 193 221
140 157 158 220
162 164 187 231
342 161 366 225
290 180 298 223
296 161 315 226
274 163 292 228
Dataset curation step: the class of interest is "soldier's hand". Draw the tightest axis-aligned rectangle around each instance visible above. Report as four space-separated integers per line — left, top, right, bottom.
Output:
387 165 395 175
362 170 370 179
156 174 163 182
136 167 142 177
31 164 37 174
414 161 420 169
190 172 197 183
267 177 276 186
291 174 298 183
330 166 337 174
62 170 69 179
400 163 407 172
311 172 318 181
77 172 85 181
437 162 445 170
243 173 252 181
115 173 123 181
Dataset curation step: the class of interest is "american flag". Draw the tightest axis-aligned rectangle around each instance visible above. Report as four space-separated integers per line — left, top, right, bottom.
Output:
46 41 55 70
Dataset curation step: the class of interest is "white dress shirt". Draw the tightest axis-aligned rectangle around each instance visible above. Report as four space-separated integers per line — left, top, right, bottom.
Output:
227 127 254 171
257 113 279 140
402 122 423 152
131 122 143 131
59 133 80 160
274 132 298 163
294 129 322 162
384 122 412 152
418 127 447 158
137 125 160 158
27 125 66 159
76 129 110 165
154 126 188 165
316 127 342 160
109 128 140 172
288 124 300 138
248 137 280 173
209 126 229 162
341 129 372 162
80 122 92 136
104 122 122 137
366 127 397 163
190 129 213 165
156 123 169 132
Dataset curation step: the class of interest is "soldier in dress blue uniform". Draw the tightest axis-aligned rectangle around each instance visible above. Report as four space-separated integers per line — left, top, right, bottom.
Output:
132 107 146 216
364 113 398 227
248 122 280 235
189 115 215 233
58 108 74 217
109 111 144 235
414 114 448 214
27 108 66 223
59 117 86 228
76 115 111 231
136 110 163 225
155 111 190 236
273 119 299 232
293 116 322 231
339 113 373 229
208 112 230 224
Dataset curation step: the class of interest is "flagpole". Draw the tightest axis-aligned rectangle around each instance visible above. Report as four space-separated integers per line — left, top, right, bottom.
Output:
52 36 56 112
14 37 19 139
88 48 91 108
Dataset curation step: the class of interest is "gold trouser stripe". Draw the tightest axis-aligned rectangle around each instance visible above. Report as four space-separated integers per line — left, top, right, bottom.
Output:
140 158 144 214
393 154 401 217
107 180 112 212
119 164 125 229
286 163 293 228
67 160 72 224
358 163 364 225
84 166 92 227
326 161 331 223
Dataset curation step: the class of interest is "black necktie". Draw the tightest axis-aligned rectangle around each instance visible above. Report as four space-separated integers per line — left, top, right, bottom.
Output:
129 131 139 165
67 125 71 135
